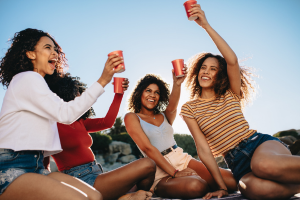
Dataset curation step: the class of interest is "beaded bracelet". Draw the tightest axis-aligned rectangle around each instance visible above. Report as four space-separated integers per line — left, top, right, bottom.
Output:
172 169 179 178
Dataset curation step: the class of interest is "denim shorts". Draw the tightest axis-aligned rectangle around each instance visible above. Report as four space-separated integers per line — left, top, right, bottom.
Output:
0 149 50 195
61 160 103 186
224 132 289 182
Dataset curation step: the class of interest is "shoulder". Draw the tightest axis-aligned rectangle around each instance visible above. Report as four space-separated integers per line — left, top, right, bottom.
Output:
225 89 241 101
11 71 45 87
182 99 199 109
124 112 139 121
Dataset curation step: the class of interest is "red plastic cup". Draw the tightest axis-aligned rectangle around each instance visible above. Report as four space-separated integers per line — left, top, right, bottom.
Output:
114 77 125 94
183 0 198 21
108 50 125 73
171 59 184 77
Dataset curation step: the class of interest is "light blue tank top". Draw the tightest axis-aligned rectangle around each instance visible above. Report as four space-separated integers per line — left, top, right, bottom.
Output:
136 113 177 155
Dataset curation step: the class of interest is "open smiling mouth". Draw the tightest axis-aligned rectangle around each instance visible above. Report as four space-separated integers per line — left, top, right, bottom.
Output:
48 60 57 69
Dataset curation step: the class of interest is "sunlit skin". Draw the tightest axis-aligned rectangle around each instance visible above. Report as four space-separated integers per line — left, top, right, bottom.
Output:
198 57 219 99
140 84 160 115
26 36 58 77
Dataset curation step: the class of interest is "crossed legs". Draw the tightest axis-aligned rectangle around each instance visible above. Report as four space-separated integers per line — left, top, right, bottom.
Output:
239 140 300 200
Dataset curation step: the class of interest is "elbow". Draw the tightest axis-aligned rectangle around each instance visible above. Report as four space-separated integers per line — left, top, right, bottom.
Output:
141 145 155 156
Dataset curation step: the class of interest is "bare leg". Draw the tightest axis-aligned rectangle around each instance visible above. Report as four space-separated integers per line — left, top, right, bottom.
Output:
187 158 238 192
0 173 94 200
155 175 209 199
48 172 102 200
251 140 300 184
239 172 300 200
93 158 156 200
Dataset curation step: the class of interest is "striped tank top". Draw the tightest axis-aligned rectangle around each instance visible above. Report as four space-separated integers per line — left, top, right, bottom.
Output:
180 89 256 157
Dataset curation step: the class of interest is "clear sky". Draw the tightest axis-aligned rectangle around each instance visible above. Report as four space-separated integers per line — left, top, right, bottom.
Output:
0 0 299 136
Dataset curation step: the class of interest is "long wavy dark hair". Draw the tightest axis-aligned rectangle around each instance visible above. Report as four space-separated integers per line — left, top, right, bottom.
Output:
48 73 95 120
0 28 67 88
186 52 257 108
128 74 170 114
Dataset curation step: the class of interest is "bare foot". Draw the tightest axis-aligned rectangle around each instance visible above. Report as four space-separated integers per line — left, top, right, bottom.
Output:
118 190 152 200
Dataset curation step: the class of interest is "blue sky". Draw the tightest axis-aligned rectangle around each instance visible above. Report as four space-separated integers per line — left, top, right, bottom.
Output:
1 0 299 136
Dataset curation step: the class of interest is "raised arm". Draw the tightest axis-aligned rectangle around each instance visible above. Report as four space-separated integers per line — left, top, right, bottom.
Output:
164 68 187 125
183 116 228 199
84 93 123 132
189 4 241 95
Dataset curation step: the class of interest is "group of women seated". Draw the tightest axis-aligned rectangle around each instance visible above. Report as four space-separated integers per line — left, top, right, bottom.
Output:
0 3 299 200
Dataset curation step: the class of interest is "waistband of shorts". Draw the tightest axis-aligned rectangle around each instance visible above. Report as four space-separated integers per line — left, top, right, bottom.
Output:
0 148 43 155
223 132 258 157
62 160 97 173
161 144 178 156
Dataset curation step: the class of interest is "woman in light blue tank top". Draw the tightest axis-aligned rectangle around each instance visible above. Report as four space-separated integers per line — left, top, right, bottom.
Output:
124 73 237 199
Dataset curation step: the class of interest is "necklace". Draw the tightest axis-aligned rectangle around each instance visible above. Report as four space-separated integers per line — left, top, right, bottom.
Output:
143 113 155 119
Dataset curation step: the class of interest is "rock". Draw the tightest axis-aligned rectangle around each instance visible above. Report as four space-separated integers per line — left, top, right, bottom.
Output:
119 155 137 163
50 157 58 172
289 139 300 156
279 136 297 146
106 152 120 164
95 154 105 165
109 141 132 155
215 156 228 169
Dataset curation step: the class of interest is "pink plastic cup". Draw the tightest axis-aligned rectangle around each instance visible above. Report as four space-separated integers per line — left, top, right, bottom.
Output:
171 59 184 77
108 50 125 73
114 77 125 94
183 0 198 21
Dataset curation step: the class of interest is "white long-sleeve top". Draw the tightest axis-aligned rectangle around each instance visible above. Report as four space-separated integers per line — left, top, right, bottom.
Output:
0 71 105 156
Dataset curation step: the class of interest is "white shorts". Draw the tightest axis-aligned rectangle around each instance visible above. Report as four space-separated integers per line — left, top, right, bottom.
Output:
150 147 193 191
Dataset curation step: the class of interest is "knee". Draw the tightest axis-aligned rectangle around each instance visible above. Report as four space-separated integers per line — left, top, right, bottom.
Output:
252 159 281 179
139 158 156 176
185 177 209 197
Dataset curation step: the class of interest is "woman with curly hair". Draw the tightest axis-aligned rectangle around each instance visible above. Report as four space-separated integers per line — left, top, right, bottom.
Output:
0 28 125 200
180 4 300 200
46 74 155 200
124 73 237 199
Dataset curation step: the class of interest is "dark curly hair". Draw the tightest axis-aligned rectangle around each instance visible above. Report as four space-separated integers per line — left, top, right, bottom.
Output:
48 73 95 120
128 74 170 114
0 28 67 88
186 52 257 108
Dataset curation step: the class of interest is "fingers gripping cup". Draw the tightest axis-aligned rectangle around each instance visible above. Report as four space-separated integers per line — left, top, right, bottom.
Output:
172 59 184 77
114 77 125 94
184 0 198 21
108 50 125 73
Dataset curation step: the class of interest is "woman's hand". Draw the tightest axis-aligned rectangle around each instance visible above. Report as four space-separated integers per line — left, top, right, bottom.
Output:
188 4 210 29
202 189 228 199
122 78 129 92
175 167 198 178
98 54 124 87
172 65 187 86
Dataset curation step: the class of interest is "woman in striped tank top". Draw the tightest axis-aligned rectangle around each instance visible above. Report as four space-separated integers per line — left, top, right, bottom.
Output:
180 3 300 200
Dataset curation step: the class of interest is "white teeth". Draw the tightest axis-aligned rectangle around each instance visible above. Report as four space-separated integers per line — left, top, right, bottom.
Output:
202 77 210 80
148 99 154 102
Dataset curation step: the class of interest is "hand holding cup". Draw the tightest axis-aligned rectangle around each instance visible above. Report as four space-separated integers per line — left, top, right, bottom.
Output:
188 4 210 29
108 50 125 73
171 59 187 86
97 54 124 88
113 77 129 94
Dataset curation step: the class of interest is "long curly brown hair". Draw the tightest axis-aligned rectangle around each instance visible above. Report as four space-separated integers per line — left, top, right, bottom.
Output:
186 52 257 108
128 74 170 114
0 28 67 88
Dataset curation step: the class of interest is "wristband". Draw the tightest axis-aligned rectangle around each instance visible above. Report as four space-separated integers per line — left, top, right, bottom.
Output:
172 169 179 178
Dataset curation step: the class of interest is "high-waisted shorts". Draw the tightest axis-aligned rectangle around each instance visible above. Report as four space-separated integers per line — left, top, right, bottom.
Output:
62 160 103 186
224 132 289 182
0 149 50 195
151 147 193 192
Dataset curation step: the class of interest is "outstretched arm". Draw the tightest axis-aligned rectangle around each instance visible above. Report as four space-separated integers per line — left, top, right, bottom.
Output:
183 116 228 199
189 4 241 96
164 68 187 125
84 93 123 132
